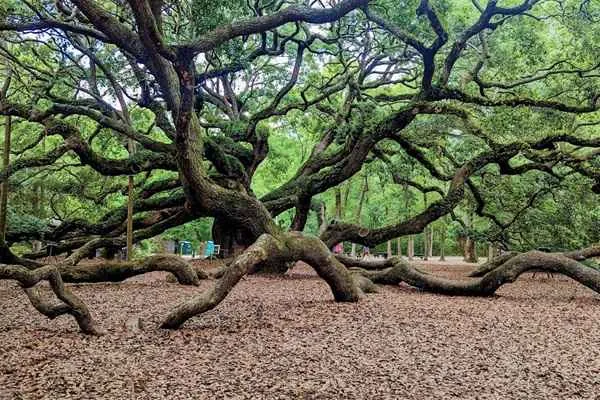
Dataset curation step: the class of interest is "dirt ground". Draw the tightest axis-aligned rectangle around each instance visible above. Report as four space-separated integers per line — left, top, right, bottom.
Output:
1 258 599 399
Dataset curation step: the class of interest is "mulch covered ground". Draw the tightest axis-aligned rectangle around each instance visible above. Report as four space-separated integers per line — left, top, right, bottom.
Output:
1 258 599 399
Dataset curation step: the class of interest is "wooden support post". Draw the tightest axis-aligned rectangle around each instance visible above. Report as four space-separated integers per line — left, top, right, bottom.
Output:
0 116 11 244
126 140 134 261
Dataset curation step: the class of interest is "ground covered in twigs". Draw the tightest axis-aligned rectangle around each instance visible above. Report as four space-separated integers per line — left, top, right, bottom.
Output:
1 257 599 399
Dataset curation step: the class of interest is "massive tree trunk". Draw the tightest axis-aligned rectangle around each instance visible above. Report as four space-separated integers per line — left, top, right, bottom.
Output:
212 218 255 259
161 232 360 328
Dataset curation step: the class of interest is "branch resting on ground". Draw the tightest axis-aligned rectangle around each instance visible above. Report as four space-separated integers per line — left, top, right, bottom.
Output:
0 263 102 334
340 247 600 297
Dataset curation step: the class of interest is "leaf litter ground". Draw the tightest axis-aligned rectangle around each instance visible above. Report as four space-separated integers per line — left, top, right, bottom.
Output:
1 258 598 399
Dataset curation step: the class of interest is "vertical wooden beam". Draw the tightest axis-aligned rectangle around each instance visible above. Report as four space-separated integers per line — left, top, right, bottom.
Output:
0 116 11 245
126 140 134 261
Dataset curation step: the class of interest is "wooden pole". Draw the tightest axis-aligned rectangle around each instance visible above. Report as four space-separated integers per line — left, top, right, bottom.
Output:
0 116 11 244
126 140 134 261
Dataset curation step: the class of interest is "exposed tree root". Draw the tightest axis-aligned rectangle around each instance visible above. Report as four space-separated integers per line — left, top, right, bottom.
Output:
0 264 102 334
345 250 600 297
161 232 360 329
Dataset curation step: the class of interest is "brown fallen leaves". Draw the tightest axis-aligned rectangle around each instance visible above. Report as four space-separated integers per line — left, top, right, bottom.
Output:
0 260 599 399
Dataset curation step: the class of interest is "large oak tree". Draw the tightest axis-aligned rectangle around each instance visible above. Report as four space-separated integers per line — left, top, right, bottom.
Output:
0 0 599 331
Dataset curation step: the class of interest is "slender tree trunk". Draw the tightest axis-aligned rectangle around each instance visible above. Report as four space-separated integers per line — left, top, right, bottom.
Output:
408 236 414 260
428 227 434 258
488 243 494 261
422 194 429 260
387 240 392 258
335 187 342 220
334 186 344 252
439 228 446 261
126 175 134 260
351 174 368 257
462 209 478 263
423 231 428 261
126 135 136 261
32 133 46 252
31 183 42 252
342 182 350 217
318 202 327 235
397 237 402 257
0 115 11 245
463 238 478 263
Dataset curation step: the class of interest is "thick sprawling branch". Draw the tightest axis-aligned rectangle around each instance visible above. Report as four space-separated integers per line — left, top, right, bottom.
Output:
182 0 369 55
42 255 204 285
469 245 600 277
346 249 600 297
0 264 101 334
